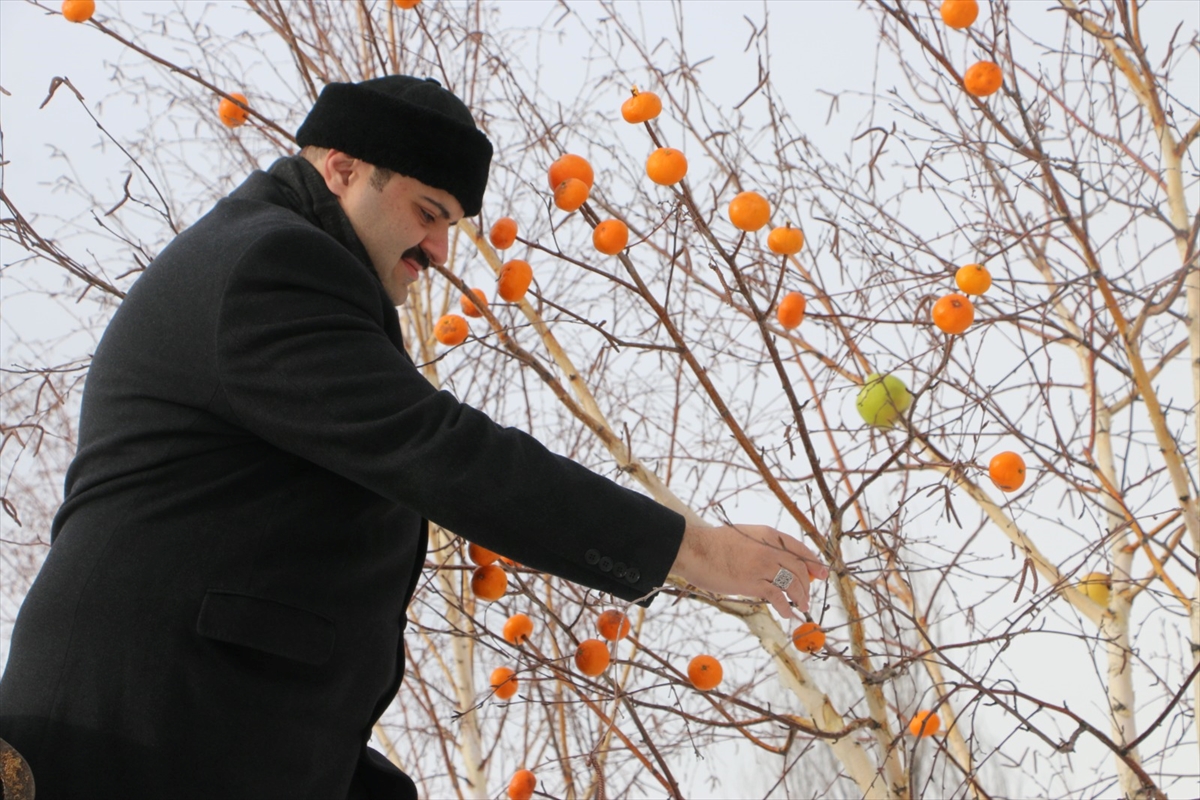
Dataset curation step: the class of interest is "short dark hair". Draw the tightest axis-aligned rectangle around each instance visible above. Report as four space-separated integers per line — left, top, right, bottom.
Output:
301 145 393 192
368 165 393 192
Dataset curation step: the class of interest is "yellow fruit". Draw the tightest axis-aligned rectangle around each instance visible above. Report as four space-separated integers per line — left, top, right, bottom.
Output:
1078 572 1111 607
856 372 911 428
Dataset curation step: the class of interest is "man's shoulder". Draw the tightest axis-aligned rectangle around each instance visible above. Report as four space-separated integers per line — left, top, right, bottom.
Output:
210 171 321 237
133 169 382 310
172 173 346 266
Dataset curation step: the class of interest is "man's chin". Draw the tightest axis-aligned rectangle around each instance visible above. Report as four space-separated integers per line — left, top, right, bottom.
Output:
385 265 415 306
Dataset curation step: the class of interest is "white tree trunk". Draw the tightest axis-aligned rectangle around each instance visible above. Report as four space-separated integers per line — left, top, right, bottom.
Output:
1096 408 1144 798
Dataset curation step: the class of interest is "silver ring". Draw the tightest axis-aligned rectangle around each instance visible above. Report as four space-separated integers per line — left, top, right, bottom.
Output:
772 568 795 590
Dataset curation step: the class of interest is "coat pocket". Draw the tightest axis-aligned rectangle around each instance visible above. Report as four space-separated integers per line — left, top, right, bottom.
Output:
196 590 336 666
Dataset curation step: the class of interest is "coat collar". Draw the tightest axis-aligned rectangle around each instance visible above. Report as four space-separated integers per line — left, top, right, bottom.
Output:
256 155 375 272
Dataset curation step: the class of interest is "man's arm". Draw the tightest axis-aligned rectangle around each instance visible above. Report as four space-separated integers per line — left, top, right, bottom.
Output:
214 225 684 604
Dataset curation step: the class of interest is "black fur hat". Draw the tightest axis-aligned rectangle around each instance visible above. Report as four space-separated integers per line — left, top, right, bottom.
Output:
296 76 492 217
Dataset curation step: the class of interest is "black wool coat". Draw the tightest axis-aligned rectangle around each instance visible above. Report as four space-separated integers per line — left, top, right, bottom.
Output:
0 157 685 799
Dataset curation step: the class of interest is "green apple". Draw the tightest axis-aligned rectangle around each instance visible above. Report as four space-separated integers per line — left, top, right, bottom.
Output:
856 372 911 428
1078 572 1110 607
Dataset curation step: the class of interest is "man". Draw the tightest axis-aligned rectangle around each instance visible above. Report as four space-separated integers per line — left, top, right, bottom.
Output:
0 76 826 798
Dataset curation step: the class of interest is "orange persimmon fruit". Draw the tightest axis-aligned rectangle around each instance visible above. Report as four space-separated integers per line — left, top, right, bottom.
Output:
62 0 95 22
908 709 942 737
489 217 518 250
939 0 978 29
471 564 508 601
574 639 611 676
621 86 662 123
728 191 771 232
988 451 1026 492
776 292 806 330
931 293 974 334
592 220 629 255
218 93 250 128
791 622 826 653
468 542 499 566
507 769 537 800
553 177 589 212
460 288 488 319
548 153 594 191
687 654 723 691
490 666 518 700
393 0 421 7
767 225 804 255
434 314 469 346
955 263 992 295
963 61 1003 97
502 613 534 645
597 610 631 641
497 259 533 302
646 147 688 186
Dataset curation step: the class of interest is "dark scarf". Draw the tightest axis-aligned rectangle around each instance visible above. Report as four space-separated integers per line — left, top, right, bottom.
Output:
265 155 374 270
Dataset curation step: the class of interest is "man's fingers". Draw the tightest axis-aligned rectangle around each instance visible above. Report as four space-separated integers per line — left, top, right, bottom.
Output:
785 569 812 613
768 590 801 620
788 590 810 615
793 543 829 581
807 562 829 581
764 562 811 617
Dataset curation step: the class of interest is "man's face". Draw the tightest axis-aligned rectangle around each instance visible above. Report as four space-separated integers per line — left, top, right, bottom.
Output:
319 151 464 305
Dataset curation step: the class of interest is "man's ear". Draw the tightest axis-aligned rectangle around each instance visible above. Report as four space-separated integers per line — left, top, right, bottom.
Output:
320 150 358 199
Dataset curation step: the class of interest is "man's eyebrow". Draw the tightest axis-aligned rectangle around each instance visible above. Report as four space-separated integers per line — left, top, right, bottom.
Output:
421 196 452 220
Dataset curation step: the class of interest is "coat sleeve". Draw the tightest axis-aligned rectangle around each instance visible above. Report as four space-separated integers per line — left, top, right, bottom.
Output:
215 225 684 604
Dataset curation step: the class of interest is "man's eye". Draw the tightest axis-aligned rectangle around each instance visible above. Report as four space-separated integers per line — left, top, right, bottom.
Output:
420 209 435 223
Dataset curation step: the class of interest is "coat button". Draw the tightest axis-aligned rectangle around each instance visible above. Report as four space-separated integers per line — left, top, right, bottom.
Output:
626 568 640 584
585 549 600 565
612 561 627 578
599 556 613 572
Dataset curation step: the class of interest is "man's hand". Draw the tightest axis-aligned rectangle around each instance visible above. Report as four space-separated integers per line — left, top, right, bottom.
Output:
670 524 829 618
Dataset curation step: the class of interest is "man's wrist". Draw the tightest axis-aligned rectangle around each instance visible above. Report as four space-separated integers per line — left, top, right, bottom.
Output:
671 524 704 579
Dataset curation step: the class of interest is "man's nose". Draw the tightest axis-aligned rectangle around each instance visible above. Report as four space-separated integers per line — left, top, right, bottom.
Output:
422 227 450 268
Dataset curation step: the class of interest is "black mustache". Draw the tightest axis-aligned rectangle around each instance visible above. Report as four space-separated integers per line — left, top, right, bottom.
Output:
402 248 430 270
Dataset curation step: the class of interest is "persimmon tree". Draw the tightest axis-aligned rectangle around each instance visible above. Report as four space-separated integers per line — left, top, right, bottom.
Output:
1 1 1196 798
